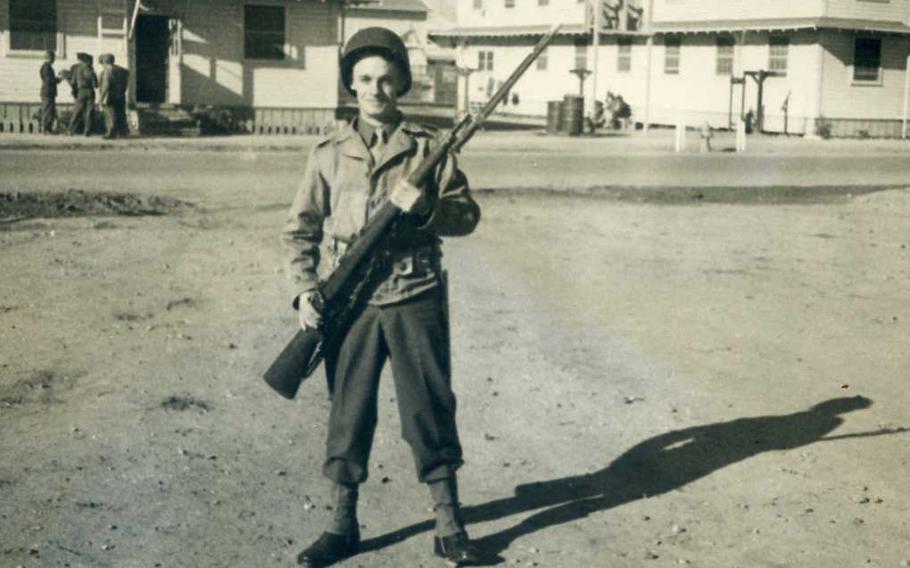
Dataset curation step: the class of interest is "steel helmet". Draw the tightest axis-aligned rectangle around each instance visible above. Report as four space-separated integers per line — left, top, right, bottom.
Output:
341 27 411 96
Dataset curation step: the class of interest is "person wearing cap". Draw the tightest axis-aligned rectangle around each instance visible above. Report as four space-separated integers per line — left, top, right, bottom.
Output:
98 53 130 139
283 26 483 567
68 53 98 136
39 50 63 134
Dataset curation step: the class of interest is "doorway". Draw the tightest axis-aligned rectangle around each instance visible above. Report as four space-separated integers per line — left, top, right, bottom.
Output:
135 15 169 103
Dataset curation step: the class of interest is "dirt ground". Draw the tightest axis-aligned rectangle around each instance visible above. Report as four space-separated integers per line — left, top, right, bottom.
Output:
1 133 910 568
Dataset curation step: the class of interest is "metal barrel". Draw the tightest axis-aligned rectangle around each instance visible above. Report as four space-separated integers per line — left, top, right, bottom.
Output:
546 100 563 134
562 95 584 136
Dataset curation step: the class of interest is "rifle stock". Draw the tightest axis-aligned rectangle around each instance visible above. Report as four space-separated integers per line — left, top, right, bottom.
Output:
263 24 562 399
263 328 323 399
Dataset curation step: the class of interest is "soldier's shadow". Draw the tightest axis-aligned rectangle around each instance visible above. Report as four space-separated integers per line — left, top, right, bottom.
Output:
359 396 907 563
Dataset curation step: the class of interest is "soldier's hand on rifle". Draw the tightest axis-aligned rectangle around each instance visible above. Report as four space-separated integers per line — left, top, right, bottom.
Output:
390 179 430 216
297 291 323 331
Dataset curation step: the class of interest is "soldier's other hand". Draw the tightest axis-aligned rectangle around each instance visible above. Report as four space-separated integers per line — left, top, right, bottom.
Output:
297 292 323 331
390 179 429 216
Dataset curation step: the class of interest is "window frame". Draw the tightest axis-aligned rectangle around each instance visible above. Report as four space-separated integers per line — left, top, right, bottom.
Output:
99 10 127 40
5 0 62 58
664 36 681 75
574 39 588 71
851 36 883 85
617 38 632 73
505 0 515 7
478 50 494 71
768 35 789 77
715 35 734 76
243 4 287 62
473 0 483 10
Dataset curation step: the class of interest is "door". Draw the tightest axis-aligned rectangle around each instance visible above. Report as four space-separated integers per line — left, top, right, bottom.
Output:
135 15 169 103
432 61 457 106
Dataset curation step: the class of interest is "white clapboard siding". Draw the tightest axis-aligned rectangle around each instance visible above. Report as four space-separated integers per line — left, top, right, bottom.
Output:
464 38 588 115
652 0 826 23
825 0 910 22
457 0 587 29
179 0 339 108
819 31 910 120
0 0 338 109
0 0 128 103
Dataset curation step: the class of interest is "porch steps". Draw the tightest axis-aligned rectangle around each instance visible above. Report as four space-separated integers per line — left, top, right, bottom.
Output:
135 105 202 137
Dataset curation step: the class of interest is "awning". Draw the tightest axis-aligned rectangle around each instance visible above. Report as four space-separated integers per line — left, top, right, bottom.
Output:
652 17 910 35
429 23 648 42
430 17 910 43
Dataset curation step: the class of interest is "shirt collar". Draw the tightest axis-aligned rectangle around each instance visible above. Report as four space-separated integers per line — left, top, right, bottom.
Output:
355 112 401 146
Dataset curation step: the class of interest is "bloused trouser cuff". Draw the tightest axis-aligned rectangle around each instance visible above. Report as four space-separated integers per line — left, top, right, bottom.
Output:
322 289 464 484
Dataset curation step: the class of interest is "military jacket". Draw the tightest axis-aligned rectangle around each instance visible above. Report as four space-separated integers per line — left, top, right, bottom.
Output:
99 65 129 105
40 62 57 98
72 64 97 98
282 118 480 306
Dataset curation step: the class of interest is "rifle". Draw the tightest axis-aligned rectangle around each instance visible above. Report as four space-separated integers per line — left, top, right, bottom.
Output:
263 24 562 399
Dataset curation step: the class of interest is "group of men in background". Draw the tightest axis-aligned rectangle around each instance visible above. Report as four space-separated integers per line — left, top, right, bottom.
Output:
39 50 130 139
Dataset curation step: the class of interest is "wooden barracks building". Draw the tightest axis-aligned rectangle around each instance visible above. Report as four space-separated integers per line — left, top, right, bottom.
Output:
0 0 456 134
431 0 910 137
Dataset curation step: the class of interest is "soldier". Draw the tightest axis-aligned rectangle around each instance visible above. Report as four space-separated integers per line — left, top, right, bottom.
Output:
282 27 484 567
68 53 98 136
39 50 62 134
98 54 130 138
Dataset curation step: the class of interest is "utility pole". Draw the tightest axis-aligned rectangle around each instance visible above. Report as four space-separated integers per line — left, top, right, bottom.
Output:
643 0 654 134
456 66 474 121
589 0 601 121
903 41 909 139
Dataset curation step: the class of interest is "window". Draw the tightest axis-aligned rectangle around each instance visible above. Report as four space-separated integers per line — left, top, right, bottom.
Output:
473 0 482 9
539 0 549 5
9 0 57 52
99 11 126 39
664 37 680 75
505 0 515 7
768 36 789 76
853 37 881 83
244 5 285 60
574 40 588 70
617 39 632 72
716 36 734 75
478 50 494 71
536 48 548 70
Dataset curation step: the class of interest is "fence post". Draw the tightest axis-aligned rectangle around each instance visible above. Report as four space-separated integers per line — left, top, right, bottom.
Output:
674 119 686 153
736 118 747 152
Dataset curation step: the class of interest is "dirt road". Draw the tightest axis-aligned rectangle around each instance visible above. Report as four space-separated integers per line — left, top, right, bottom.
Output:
1 139 909 568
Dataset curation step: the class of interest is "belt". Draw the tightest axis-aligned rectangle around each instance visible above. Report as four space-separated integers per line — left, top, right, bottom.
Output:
328 238 439 274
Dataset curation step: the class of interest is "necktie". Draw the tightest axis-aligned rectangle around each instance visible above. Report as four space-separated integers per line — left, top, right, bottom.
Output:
370 129 386 165
367 129 389 217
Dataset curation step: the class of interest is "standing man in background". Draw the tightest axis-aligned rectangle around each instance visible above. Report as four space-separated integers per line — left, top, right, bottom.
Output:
98 53 130 138
68 53 98 136
283 26 485 568
39 50 62 134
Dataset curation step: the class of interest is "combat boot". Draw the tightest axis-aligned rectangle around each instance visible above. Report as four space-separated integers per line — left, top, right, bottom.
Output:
296 527 360 567
433 532 483 566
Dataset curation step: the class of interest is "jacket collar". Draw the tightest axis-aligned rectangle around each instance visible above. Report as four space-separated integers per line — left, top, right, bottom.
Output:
332 117 433 171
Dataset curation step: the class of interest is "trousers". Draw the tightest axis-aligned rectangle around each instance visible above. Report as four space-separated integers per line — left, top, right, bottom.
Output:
70 94 95 135
40 97 56 133
103 99 128 137
322 288 463 484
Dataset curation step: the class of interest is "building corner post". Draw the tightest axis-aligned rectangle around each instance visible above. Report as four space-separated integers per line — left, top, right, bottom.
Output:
643 0 655 135
902 38 909 139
